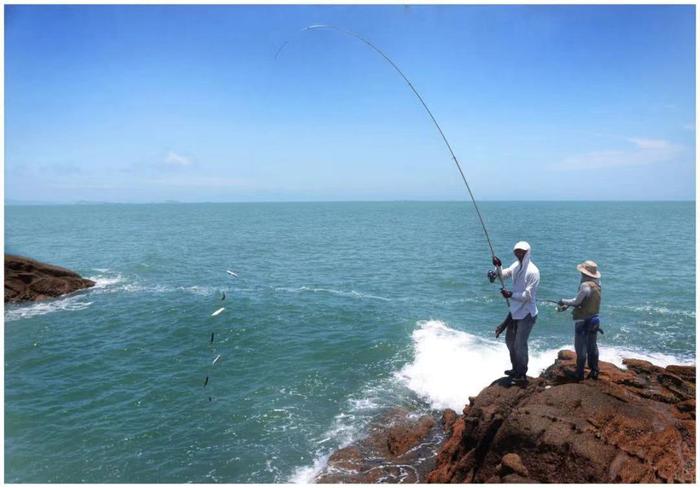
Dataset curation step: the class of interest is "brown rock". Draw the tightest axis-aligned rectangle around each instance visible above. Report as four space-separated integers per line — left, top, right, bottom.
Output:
428 350 696 483
5 255 94 303
622 358 655 374
386 414 435 456
558 350 576 361
441 409 458 433
666 365 696 383
316 408 441 483
500 453 529 477
502 473 537 483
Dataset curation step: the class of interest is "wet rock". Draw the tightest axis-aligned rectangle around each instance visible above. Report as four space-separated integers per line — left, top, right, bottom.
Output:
428 350 695 483
315 408 442 483
387 414 435 456
5 255 95 303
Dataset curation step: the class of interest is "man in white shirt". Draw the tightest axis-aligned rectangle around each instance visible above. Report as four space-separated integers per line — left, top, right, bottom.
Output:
489 241 540 386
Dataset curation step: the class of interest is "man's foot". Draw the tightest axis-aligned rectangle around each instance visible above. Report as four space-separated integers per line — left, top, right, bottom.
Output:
565 369 584 381
510 376 528 387
587 369 599 380
504 369 515 377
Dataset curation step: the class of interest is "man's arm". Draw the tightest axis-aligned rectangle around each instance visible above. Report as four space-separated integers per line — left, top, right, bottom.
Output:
510 270 539 303
497 262 515 279
559 283 590 307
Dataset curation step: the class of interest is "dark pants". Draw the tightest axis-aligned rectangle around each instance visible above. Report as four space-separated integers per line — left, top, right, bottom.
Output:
504 313 537 377
574 318 600 378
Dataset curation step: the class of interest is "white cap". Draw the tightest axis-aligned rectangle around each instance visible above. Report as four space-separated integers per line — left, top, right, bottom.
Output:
513 241 531 252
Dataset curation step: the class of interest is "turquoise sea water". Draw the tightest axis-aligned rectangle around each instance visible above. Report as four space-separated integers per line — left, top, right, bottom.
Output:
4 201 695 482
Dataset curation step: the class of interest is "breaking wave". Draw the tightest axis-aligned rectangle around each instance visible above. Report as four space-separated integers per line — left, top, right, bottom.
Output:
395 320 562 410
284 317 694 483
395 319 693 411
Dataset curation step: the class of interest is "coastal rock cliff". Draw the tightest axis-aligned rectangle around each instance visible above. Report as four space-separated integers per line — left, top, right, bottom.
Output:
5 255 95 303
428 350 695 483
315 351 695 483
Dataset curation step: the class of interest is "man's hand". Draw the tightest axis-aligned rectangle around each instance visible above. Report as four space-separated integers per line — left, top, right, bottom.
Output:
557 299 565 306
487 270 497 283
500 288 513 299
492 256 502 267
495 323 507 338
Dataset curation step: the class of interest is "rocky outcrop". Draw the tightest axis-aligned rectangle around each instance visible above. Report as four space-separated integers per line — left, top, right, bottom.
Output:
315 408 443 483
5 255 95 303
428 350 695 483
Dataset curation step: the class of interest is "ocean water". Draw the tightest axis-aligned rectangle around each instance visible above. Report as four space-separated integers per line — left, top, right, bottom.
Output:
4 201 695 482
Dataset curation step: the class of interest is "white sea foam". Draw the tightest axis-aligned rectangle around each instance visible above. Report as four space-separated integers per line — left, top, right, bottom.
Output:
598 346 694 368
4 273 126 322
5 295 93 322
288 381 397 483
94 279 220 297
88 274 126 289
622 304 695 319
289 453 331 484
395 319 693 412
395 320 539 411
276 286 390 302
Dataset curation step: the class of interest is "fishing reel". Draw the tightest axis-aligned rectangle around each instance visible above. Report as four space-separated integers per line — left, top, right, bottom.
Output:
487 270 497 283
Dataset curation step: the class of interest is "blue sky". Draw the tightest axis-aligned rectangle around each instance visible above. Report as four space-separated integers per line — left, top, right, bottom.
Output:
5 5 696 202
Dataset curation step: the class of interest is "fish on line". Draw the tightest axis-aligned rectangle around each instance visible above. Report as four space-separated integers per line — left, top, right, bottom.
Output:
211 307 225 317
226 270 238 278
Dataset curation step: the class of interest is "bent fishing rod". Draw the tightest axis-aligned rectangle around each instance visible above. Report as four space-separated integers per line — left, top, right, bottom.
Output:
277 24 510 306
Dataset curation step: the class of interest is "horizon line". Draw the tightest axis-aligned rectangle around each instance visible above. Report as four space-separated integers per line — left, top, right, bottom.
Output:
5 199 696 206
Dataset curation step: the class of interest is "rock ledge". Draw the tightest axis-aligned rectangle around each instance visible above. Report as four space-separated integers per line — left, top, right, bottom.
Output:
428 350 695 483
5 254 95 303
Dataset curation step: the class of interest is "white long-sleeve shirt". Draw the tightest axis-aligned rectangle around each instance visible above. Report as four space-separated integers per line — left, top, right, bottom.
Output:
497 250 540 320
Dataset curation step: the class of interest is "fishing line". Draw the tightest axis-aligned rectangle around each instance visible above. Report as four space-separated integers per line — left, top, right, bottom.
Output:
276 24 509 306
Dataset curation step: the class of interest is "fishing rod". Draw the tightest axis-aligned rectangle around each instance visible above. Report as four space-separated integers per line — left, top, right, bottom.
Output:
538 299 579 312
276 24 510 307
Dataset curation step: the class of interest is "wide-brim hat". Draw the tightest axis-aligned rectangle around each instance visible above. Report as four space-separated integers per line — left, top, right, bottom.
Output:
577 260 601 279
